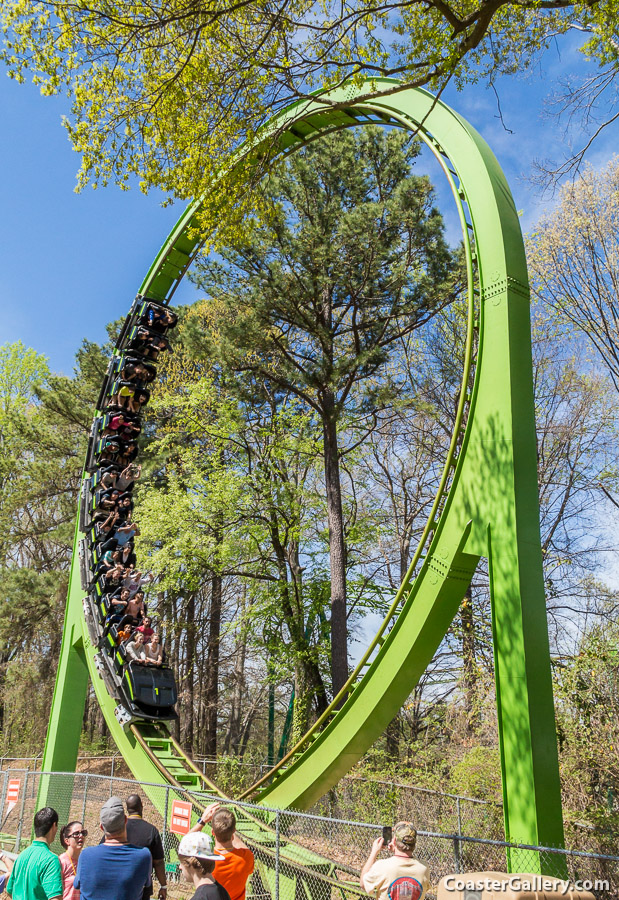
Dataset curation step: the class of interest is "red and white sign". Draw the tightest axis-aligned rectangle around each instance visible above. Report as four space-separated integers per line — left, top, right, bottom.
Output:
7 780 20 804
170 799 192 835
5 779 20 816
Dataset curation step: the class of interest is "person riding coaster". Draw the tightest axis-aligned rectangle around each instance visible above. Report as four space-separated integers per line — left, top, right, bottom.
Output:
138 302 178 334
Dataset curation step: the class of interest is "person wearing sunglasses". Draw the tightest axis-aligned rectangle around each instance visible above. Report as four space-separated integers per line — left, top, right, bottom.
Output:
59 822 88 899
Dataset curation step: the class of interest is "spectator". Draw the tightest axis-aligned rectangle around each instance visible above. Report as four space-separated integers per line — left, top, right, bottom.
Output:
59 820 88 900
125 794 168 900
190 804 254 900
125 632 148 664
0 850 14 894
6 806 62 900
144 635 163 667
74 797 150 900
177 833 228 900
360 822 429 900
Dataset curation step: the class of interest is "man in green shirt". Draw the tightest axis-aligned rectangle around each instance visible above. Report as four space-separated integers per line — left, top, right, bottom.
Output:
7 807 63 900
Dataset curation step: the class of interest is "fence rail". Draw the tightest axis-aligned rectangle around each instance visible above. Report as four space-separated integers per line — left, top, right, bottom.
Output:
0 768 617 899
0 754 503 840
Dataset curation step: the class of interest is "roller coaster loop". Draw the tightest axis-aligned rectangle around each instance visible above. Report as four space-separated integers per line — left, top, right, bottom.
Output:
38 78 566 880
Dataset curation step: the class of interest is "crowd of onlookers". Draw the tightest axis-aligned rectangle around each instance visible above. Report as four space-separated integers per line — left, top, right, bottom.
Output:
0 794 256 900
86 301 179 675
0 795 430 900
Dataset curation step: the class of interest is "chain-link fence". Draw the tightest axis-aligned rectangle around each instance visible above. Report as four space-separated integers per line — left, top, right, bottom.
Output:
0 756 504 839
0 768 617 899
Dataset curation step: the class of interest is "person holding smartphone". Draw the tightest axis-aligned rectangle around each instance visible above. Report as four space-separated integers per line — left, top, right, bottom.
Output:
360 821 429 900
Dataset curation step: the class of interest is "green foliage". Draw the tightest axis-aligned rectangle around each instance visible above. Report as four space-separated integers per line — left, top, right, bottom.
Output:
554 621 619 816
1 0 613 214
191 125 459 413
449 746 502 800
0 339 103 752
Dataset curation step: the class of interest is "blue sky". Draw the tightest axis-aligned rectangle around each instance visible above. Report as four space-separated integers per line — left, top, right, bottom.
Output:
1 33 618 375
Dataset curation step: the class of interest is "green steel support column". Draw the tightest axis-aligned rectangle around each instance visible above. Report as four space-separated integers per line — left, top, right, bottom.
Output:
38 530 89 831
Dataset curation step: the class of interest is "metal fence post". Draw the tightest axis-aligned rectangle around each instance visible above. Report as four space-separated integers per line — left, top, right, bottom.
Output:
454 797 462 873
0 770 8 814
14 769 29 853
81 774 90 824
162 786 169 862
275 809 280 900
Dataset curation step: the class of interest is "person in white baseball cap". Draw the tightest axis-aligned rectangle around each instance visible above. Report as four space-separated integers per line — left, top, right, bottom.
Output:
177 832 230 900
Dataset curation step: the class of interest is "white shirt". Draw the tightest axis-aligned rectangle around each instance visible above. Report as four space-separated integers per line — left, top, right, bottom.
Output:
363 855 430 900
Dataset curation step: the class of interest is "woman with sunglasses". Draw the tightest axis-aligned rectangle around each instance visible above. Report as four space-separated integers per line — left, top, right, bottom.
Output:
59 821 88 899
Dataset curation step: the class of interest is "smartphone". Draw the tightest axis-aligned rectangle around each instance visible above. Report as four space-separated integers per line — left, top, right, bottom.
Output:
382 826 392 845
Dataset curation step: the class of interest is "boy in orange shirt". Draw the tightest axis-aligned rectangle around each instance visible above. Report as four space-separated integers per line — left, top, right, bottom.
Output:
190 804 254 900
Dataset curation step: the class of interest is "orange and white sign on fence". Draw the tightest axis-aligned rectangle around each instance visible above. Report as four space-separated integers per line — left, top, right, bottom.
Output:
4 778 21 817
7 779 20 804
170 799 192 835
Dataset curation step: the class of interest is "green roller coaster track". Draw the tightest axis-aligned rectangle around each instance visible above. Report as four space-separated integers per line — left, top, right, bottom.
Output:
39 79 566 881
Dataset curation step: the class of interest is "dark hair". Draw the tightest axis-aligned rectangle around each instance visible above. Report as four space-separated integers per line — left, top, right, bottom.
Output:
60 821 82 849
212 808 236 842
34 807 59 837
126 794 143 815
179 855 215 876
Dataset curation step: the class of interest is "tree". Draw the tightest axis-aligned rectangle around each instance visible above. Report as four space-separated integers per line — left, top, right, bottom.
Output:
0 341 49 564
529 158 619 390
1 0 616 207
136 322 331 743
0 338 104 750
188 125 459 692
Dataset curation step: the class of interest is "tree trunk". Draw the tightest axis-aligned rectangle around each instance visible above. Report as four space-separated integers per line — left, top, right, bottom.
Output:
461 584 477 733
204 563 222 757
268 513 328 729
385 713 400 756
322 391 348 695
225 618 247 754
184 593 196 752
